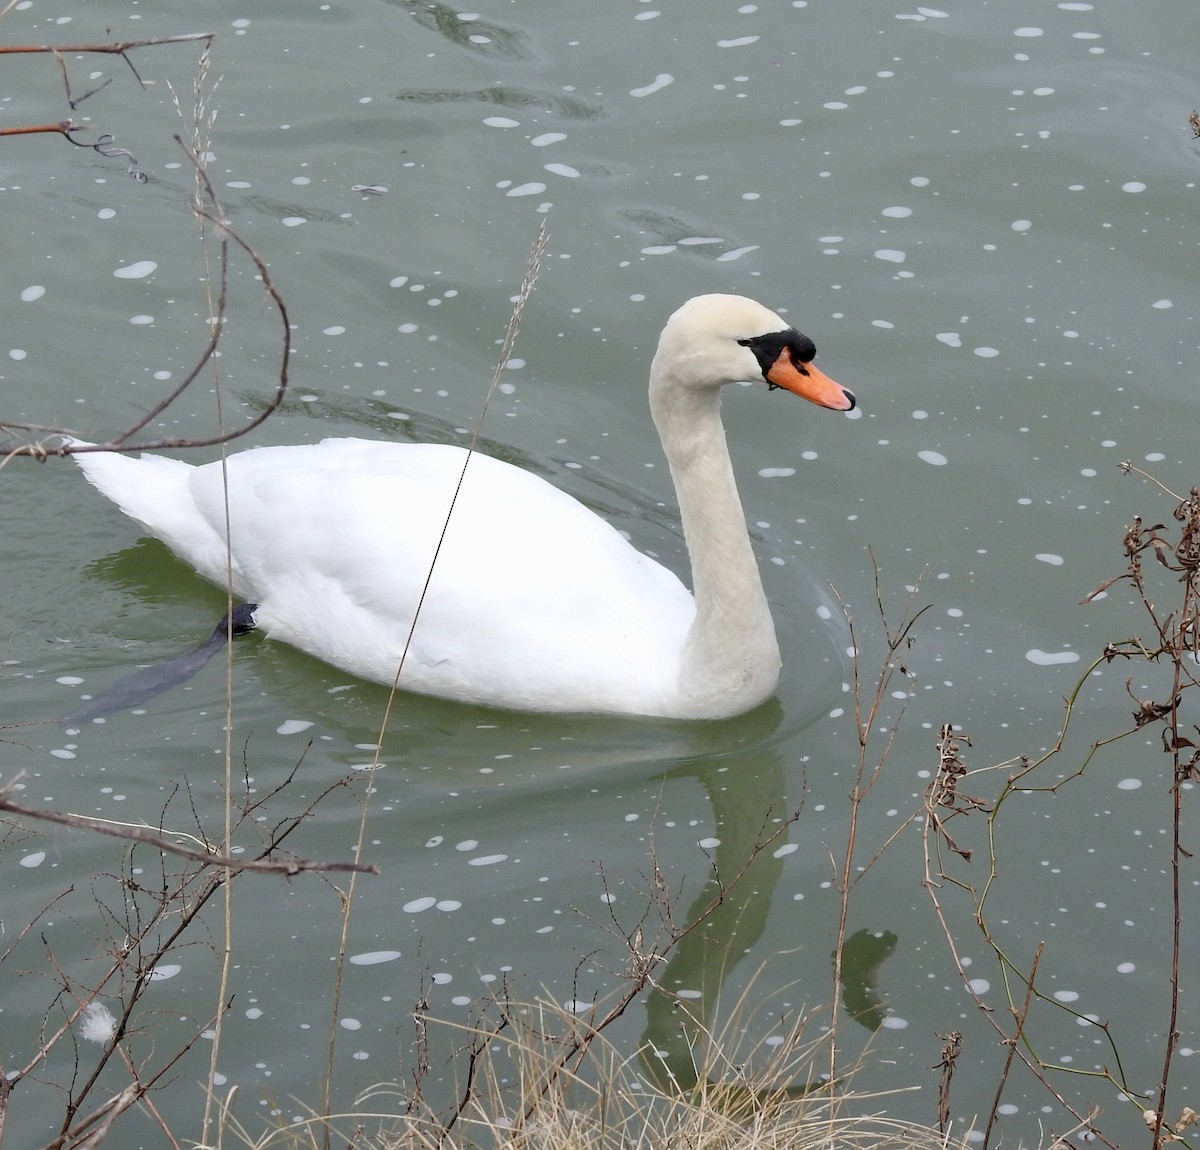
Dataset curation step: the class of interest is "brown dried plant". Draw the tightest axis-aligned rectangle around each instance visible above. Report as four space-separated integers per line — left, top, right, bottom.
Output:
921 463 1200 1150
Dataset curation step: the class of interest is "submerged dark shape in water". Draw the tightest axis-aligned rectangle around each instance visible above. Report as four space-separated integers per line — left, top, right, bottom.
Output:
64 603 258 726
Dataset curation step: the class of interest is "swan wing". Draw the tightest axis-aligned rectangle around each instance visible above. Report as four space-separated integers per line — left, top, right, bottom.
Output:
183 438 694 711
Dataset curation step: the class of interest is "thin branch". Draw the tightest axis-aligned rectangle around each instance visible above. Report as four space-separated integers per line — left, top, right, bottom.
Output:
0 786 376 877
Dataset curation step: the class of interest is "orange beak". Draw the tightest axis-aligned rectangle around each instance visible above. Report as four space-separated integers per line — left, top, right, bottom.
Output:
765 348 855 411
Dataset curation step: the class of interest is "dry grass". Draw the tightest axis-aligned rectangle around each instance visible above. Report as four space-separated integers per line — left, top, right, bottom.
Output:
213 992 973 1150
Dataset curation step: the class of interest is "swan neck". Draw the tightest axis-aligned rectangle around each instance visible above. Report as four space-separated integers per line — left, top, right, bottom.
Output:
650 363 780 712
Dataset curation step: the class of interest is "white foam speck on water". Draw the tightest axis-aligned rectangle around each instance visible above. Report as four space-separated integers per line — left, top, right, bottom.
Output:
113 260 157 279
881 205 912 218
544 162 579 178
245 1007 263 1019
404 896 437 913
881 1016 909 1029
967 978 990 994
531 132 567 146
50 748 77 760
1117 777 1143 791
1122 181 1146 193
10 348 27 361
20 285 45 302
717 245 760 262
824 101 848 110
1117 962 1136 973
436 899 462 912
281 216 306 227
468 853 509 866
630 73 673 97
918 6 950 14
1012 219 1032 232
759 467 796 478
350 950 401 965
679 236 724 246
277 719 314 735
57 675 84 685
339 1017 362 1030
20 851 45 868
506 182 546 197
129 314 154 325
1053 989 1081 1002
936 333 962 347
974 346 999 358
717 35 759 47
1152 299 1173 309
1025 649 1080 666
1035 553 1064 566
875 249 905 263
1014 26 1044 36
918 450 948 466
773 843 798 858
323 325 346 336
147 963 181 981
456 839 478 851
483 116 519 128
642 244 677 255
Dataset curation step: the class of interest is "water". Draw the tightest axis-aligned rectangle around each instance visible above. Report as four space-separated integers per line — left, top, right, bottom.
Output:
3 1 1199 1145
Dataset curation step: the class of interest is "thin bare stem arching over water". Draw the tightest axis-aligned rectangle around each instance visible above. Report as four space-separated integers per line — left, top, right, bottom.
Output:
826 559 929 1088
315 222 549 1150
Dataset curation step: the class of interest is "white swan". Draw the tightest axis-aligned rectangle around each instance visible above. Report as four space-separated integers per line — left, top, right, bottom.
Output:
69 294 854 720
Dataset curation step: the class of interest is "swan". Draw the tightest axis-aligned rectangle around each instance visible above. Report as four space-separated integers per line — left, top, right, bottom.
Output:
68 294 855 720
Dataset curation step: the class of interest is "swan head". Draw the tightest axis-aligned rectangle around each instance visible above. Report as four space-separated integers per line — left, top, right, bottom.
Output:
652 293 855 411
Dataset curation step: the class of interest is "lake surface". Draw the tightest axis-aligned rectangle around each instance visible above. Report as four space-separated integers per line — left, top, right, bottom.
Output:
3 1 1199 1146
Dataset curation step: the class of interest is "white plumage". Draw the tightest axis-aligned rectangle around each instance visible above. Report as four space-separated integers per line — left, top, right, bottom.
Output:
70 294 854 719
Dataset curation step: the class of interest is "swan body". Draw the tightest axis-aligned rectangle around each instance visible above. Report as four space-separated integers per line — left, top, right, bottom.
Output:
69 294 855 719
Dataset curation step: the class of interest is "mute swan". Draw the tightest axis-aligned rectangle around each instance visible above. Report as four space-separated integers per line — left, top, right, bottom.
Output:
69 294 855 720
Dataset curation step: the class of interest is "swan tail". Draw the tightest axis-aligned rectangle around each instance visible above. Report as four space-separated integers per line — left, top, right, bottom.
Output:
66 438 232 582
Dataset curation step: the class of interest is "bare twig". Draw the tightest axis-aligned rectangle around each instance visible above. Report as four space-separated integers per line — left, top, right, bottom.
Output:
0 785 376 877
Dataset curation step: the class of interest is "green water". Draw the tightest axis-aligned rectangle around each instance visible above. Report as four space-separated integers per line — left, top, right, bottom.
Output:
3 1 1199 1145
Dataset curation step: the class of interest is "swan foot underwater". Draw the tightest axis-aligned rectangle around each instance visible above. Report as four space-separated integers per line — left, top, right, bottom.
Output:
67 294 855 722
62 604 257 726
